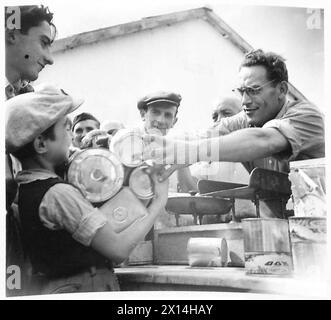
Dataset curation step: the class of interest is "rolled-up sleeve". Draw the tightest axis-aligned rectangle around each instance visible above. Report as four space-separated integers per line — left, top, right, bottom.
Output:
212 111 248 136
263 101 325 161
39 183 108 246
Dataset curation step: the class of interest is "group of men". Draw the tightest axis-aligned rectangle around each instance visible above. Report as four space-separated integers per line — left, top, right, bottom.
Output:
5 5 325 296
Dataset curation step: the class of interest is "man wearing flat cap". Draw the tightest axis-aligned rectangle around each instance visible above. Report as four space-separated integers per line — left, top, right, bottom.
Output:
137 90 181 136
136 91 197 229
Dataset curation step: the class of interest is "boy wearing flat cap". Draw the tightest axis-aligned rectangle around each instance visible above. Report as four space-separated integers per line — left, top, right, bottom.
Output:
6 85 169 295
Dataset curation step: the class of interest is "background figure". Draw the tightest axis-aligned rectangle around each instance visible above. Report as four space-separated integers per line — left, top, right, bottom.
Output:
211 96 242 123
100 120 125 136
189 96 249 184
136 91 186 229
178 96 255 224
71 112 100 149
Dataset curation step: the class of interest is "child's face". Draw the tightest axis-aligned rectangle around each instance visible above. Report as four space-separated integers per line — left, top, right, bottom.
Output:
45 116 73 165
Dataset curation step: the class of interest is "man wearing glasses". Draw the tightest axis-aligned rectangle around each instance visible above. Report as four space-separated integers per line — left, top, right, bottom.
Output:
144 49 324 178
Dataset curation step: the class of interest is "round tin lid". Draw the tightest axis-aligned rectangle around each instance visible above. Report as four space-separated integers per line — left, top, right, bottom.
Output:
109 129 145 167
129 166 154 199
67 148 124 203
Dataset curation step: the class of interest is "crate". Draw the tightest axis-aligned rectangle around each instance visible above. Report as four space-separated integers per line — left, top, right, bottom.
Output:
128 240 153 265
154 223 244 266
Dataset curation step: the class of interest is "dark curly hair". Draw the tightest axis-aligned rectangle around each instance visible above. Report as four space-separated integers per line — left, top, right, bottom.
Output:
5 5 56 42
240 49 288 84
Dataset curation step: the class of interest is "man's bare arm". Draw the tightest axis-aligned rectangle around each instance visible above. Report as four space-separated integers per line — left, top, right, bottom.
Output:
196 127 290 162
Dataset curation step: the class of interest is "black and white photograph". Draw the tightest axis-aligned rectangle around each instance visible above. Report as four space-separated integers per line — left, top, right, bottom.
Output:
3 0 329 301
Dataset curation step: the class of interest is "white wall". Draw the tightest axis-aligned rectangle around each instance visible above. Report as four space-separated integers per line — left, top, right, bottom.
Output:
35 19 245 132
41 2 325 112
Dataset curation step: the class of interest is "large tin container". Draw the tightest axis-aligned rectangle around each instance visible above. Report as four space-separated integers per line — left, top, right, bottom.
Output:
187 237 228 267
109 129 145 167
242 218 292 275
288 217 327 277
99 187 149 233
67 148 124 203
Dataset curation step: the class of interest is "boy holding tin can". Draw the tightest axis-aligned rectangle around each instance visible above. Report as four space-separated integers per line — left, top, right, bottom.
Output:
5 84 169 296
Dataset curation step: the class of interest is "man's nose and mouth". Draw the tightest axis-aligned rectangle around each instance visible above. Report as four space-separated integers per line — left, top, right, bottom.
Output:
242 98 259 115
243 105 259 115
38 62 45 70
151 121 169 134
38 55 54 71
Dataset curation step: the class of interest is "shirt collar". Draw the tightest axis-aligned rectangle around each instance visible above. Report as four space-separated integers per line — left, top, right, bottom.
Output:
5 77 15 93
15 169 59 185
5 77 12 88
274 99 290 119
5 77 28 92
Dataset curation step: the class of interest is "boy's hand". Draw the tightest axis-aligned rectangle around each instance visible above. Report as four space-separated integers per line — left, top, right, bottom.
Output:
150 172 169 206
81 129 110 149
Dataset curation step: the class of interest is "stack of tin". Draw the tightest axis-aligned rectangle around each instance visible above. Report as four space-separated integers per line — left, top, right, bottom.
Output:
67 148 124 204
187 237 228 267
288 158 327 278
67 129 156 205
110 129 155 202
241 218 292 275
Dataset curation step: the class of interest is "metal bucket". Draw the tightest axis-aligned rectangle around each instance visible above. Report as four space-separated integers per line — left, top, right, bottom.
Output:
109 129 145 167
242 218 292 275
288 217 327 277
187 237 228 267
67 148 124 203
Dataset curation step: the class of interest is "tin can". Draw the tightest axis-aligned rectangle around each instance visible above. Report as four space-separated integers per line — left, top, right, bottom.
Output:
242 218 293 275
289 158 326 217
288 217 327 277
187 237 228 267
67 148 124 203
129 166 154 200
109 129 145 167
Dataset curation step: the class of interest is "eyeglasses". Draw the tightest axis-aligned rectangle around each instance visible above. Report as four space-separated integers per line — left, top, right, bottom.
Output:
232 79 277 97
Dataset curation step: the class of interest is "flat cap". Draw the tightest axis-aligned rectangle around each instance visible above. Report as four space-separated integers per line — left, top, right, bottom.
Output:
72 112 100 131
100 120 125 133
6 84 84 153
137 91 182 110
